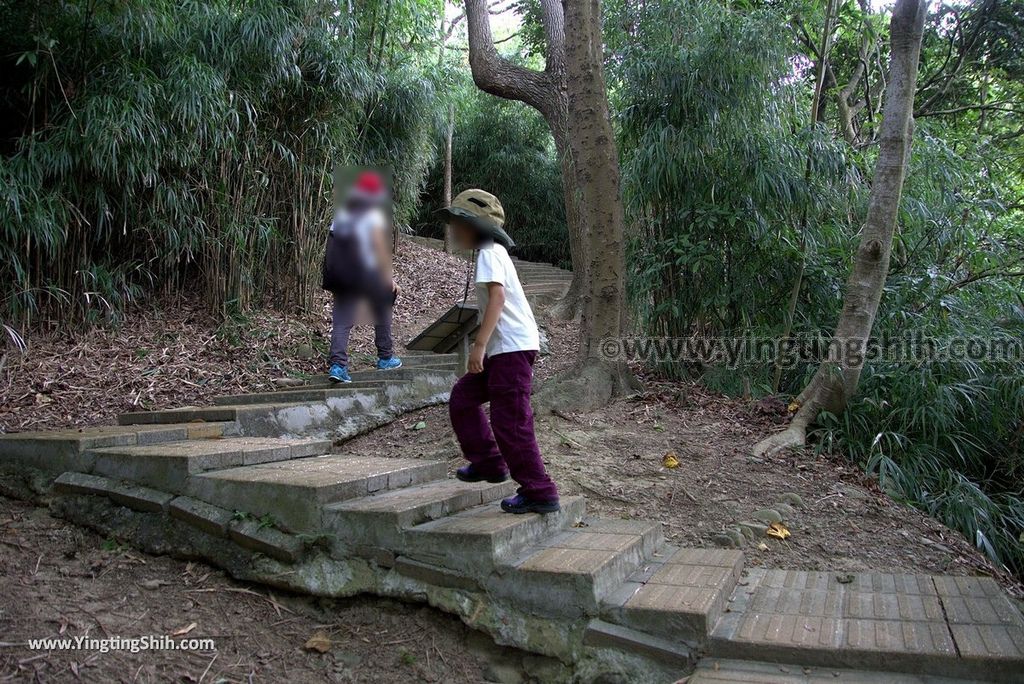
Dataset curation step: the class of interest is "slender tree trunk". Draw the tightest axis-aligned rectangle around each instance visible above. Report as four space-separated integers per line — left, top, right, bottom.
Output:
443 105 455 251
754 0 928 457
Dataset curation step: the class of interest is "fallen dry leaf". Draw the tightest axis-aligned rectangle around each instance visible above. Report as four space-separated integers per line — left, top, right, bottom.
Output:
303 630 332 653
662 451 680 469
767 522 791 539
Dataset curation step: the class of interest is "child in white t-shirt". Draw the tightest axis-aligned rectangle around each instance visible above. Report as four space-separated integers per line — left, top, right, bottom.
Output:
438 189 560 514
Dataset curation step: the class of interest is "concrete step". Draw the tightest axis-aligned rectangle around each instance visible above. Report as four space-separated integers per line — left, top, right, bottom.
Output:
519 272 572 284
515 265 571 274
118 391 389 427
602 547 745 645
708 569 1024 683
292 366 458 387
0 422 236 474
518 276 572 286
688 658 981 683
323 478 516 549
89 436 331 493
350 365 458 380
516 266 570 274
386 352 460 367
494 518 665 617
583 620 693 669
212 384 397 406
521 283 570 293
401 496 586 577
510 257 567 268
186 455 448 532
307 365 458 386
119 405 251 426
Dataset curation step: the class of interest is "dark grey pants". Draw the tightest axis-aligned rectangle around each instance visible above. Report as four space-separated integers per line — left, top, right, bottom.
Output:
329 292 394 367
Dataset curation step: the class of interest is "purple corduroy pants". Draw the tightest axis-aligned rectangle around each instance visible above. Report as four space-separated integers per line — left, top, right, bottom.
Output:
449 350 559 502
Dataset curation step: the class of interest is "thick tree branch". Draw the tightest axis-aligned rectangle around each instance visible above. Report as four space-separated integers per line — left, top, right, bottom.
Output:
464 0 553 114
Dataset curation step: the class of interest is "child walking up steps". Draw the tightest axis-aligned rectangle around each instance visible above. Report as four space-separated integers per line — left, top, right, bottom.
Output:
439 189 561 514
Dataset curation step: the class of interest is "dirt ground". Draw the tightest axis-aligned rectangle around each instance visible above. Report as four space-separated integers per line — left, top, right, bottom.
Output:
0 240 470 433
0 495 509 683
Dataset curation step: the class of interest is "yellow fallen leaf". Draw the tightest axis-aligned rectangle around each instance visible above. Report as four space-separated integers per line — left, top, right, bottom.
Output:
787 400 800 413
304 630 332 653
767 522 791 539
662 452 680 469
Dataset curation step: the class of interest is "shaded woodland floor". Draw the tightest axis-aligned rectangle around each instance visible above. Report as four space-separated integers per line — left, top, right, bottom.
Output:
1 241 470 432
0 495 514 683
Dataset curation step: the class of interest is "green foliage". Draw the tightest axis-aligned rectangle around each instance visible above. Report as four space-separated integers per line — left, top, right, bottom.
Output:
605 0 1024 577
811 128 1024 577
413 87 568 266
0 0 443 327
2 0 1022 582
614 0 851 348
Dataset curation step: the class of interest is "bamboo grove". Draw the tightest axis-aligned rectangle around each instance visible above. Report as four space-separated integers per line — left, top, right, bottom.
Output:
1 0 443 327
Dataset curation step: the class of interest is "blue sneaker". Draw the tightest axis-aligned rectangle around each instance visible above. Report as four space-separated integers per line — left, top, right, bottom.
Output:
376 356 403 371
500 494 561 515
328 364 352 383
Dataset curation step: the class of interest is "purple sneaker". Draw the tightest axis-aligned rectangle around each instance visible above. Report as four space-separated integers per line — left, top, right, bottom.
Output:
500 494 560 515
456 465 509 484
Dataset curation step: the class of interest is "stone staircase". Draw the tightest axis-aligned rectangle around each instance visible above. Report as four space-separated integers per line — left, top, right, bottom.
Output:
2 248 1022 683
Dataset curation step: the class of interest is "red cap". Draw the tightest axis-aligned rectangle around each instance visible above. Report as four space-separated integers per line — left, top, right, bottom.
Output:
353 171 385 195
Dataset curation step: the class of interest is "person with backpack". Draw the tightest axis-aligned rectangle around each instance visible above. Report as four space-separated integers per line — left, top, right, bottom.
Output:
321 170 402 383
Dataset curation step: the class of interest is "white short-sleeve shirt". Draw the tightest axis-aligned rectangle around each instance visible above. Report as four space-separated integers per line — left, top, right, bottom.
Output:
475 243 540 356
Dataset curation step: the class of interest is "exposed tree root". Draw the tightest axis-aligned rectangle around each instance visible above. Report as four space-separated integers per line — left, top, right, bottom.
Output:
534 359 639 412
751 422 809 458
547 290 581 321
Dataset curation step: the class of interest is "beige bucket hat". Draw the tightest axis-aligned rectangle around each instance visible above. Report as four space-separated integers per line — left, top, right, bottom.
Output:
437 189 514 248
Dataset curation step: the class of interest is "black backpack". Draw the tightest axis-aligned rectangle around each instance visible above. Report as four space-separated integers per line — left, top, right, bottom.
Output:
321 210 389 299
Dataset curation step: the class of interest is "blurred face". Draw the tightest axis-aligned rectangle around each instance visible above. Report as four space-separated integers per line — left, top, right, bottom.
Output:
449 218 479 250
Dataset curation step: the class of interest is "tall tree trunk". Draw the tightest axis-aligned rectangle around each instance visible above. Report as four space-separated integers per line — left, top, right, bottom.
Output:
754 0 928 457
463 0 635 408
564 0 626 357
